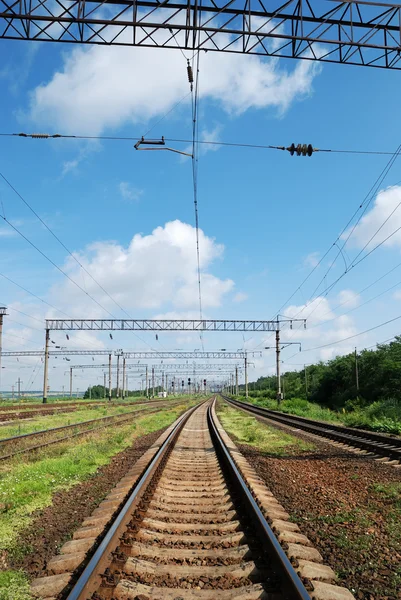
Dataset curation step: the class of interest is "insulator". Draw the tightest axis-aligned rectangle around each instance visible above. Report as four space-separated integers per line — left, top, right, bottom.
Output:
286 143 315 157
187 61 194 84
31 133 50 139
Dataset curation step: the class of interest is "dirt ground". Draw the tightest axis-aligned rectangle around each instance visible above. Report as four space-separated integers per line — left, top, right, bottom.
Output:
6 427 165 579
236 421 401 600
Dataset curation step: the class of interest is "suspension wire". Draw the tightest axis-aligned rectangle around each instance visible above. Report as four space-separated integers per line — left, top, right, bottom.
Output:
255 144 401 352
0 172 160 351
1 131 397 157
191 25 204 353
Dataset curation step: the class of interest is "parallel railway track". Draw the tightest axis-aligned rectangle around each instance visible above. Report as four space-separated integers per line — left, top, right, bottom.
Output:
31 398 332 600
0 399 187 461
224 396 401 464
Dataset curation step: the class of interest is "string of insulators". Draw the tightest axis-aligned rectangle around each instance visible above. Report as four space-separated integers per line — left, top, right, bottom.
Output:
187 60 194 91
286 143 316 157
16 133 62 139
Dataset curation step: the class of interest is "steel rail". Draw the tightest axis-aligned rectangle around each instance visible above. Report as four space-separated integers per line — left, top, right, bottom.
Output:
0 400 174 445
224 396 401 461
65 401 201 600
207 400 311 600
0 400 185 460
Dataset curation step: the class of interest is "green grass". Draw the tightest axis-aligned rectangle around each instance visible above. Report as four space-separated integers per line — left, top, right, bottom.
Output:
0 571 31 600
0 403 190 556
237 396 401 435
217 402 314 455
0 403 154 440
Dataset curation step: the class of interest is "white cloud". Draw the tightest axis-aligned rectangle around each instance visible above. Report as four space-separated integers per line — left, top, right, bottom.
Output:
50 220 234 316
119 182 143 202
393 290 401 301
336 289 360 309
27 34 320 135
303 251 320 268
344 185 401 251
233 292 248 303
62 159 79 176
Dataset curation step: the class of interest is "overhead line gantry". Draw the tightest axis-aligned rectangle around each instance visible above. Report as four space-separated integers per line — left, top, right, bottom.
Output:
1 0 401 69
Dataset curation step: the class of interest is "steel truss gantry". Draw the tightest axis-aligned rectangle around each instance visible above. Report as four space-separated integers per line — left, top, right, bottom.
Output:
2 350 256 359
46 319 302 331
70 363 243 371
1 0 401 69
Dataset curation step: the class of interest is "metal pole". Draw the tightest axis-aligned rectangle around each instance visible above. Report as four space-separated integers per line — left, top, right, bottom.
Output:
162 370 165 393
103 372 106 399
235 366 238 396
276 324 282 404
126 373 128 398
305 365 308 398
245 352 248 399
152 367 155 398
0 308 6 399
116 354 120 399
89 385 92 400
11 385 14 401
108 353 112 402
43 328 50 404
145 365 148 397
122 357 126 399
70 367 73 399
18 377 21 399
355 347 359 394
165 373 168 396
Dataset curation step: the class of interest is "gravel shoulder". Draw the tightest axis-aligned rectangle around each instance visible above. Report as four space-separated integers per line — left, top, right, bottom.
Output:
218 401 401 600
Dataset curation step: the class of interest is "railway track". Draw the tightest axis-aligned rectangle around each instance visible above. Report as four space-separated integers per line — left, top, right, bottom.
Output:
0 399 187 461
224 396 401 464
31 398 353 600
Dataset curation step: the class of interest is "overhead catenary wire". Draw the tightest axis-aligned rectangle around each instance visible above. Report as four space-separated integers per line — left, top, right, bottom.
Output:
0 131 397 156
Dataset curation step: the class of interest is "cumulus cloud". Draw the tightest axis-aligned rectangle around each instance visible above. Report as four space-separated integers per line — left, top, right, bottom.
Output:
344 185 401 251
50 220 234 316
27 32 320 135
336 289 360 309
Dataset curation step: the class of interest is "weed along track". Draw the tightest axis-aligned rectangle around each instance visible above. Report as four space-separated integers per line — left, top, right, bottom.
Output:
31 399 354 600
225 397 401 465
0 399 186 461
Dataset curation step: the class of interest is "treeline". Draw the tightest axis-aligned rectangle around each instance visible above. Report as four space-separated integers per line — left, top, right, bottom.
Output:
241 336 401 410
83 385 162 399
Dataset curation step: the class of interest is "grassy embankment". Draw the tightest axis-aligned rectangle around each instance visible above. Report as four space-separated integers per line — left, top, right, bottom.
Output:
234 395 401 435
0 402 193 599
0 403 151 439
217 401 314 455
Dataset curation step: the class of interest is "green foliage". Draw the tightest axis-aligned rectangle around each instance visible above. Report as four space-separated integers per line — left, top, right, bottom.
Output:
0 571 31 600
238 336 401 433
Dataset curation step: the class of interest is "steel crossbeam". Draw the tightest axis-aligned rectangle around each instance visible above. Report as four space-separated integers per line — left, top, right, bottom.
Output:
2 0 401 69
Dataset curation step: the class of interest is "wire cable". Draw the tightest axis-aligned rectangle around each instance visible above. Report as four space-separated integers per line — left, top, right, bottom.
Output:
0 131 397 156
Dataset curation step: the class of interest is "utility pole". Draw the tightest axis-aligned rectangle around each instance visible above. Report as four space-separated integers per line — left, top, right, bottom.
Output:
235 366 238 396
276 321 282 404
17 377 21 399
162 371 165 394
355 347 359 395
245 351 248 399
103 372 106 399
152 367 155 398
145 365 148 398
11 385 14 400
43 328 50 404
122 357 126 399
126 373 128 398
0 308 7 399
89 385 92 400
165 373 168 396
108 353 112 402
304 364 308 399
116 354 120 399
70 367 73 398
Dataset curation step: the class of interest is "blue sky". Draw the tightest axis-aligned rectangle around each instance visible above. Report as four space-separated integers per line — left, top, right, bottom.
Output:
1 37 401 393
